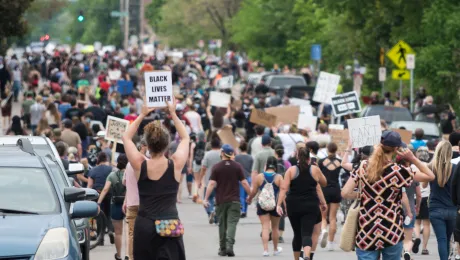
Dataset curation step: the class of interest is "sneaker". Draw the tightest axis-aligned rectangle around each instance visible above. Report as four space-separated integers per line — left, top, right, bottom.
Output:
114 254 122 260
421 249 429 255
455 255 460 260
124 257 129 260
240 213 247 218
273 247 283 256
327 241 334 251
320 230 328 248
109 232 115 244
263 251 270 257
188 194 193 199
279 236 285 243
226 248 235 257
209 211 216 224
412 238 421 254
403 251 411 260
218 248 227 256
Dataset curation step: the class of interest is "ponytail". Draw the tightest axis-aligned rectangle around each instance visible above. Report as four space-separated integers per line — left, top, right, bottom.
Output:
298 147 310 172
366 144 394 183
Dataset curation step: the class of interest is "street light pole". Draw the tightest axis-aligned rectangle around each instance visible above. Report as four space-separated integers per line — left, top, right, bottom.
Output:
140 0 145 50
124 0 130 50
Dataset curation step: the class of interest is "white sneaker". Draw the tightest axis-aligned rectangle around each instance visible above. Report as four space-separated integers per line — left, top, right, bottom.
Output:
188 195 193 199
327 241 334 251
455 255 460 260
320 230 328 248
273 247 283 256
263 251 270 257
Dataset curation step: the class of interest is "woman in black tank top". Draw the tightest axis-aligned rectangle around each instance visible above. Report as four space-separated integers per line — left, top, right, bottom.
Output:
276 147 327 260
122 98 190 260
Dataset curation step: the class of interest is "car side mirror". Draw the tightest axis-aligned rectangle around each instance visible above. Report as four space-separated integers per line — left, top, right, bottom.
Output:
66 163 85 176
64 187 86 203
71 201 99 219
82 188 99 201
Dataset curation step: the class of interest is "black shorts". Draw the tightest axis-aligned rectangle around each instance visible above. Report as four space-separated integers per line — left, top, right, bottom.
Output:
315 209 322 224
257 203 280 217
323 187 342 204
416 197 430 220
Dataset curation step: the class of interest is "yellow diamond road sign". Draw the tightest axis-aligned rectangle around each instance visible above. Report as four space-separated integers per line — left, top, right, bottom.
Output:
392 69 410 80
387 40 415 69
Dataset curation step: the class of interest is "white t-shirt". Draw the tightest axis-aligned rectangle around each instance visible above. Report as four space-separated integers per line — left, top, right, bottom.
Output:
184 111 201 133
250 136 263 157
278 133 304 160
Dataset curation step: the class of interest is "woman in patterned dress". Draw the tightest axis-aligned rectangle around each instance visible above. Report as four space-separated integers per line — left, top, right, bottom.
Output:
341 131 435 260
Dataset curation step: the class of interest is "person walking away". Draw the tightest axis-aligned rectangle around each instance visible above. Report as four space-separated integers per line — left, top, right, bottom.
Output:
318 143 342 251
21 92 35 129
341 131 434 260
30 95 46 134
425 140 456 260
45 102 61 129
61 119 82 159
411 128 427 150
97 154 129 260
12 65 21 102
273 145 290 243
184 100 203 134
203 144 251 257
251 135 275 189
248 125 265 157
276 147 327 260
235 141 254 218
122 98 189 260
1 88 12 128
192 132 206 203
6 115 27 135
247 157 283 256
199 137 222 224
87 152 115 245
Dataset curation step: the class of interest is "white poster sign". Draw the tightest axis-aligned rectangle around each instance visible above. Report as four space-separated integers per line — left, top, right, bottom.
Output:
210 92 231 108
217 76 234 89
298 115 317 131
406 54 415 70
105 116 130 144
290 98 313 116
313 71 341 104
144 71 173 108
108 70 121 81
379 67 386 82
347 115 382 148
328 124 345 130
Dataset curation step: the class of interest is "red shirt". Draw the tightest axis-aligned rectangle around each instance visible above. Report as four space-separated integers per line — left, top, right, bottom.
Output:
124 114 138 123
100 82 110 92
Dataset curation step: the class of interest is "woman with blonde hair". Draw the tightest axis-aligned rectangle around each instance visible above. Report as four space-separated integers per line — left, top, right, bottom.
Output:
35 118 50 136
45 102 61 129
342 131 434 259
425 141 456 260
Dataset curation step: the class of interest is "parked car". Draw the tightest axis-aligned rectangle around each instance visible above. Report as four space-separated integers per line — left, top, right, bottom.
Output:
265 75 307 89
389 121 442 141
0 138 98 260
0 136 98 260
361 105 413 124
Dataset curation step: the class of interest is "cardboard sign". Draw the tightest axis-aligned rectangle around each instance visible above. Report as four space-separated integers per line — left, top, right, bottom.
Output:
391 128 413 145
217 127 239 150
144 71 173 108
105 116 130 144
210 92 231 108
331 91 362 117
330 129 349 152
217 75 234 89
313 71 341 104
250 109 277 128
347 115 381 148
265 106 301 125
329 124 345 130
297 115 317 131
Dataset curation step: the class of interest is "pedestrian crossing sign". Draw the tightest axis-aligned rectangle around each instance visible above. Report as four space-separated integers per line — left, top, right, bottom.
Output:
387 40 415 69
392 69 410 80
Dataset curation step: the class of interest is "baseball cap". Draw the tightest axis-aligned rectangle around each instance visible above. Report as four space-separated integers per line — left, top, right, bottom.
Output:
262 135 271 146
63 119 73 129
381 130 406 148
221 144 235 158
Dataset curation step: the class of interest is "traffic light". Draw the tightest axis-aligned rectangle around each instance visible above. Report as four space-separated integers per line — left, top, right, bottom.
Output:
77 10 84 22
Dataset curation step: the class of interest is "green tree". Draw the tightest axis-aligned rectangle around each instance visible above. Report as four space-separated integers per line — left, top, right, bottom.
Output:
1 0 34 55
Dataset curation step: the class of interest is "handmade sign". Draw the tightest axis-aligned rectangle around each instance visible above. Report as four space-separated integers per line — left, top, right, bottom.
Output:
328 124 345 130
217 75 234 89
331 91 362 117
217 126 239 150
297 115 317 131
265 106 301 125
144 71 173 107
210 92 231 108
347 115 381 148
330 129 350 151
313 71 341 104
250 109 277 128
105 116 130 144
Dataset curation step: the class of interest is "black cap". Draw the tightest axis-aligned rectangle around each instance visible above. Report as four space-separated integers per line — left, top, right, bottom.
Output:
381 130 406 148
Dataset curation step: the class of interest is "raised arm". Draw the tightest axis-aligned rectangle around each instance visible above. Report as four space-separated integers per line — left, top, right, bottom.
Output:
169 99 191 173
398 149 435 183
341 140 353 171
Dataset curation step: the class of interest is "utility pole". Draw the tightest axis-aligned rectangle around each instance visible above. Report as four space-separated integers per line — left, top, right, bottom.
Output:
139 0 145 50
124 0 130 50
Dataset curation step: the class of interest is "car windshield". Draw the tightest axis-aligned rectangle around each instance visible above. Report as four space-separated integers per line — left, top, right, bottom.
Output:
365 106 412 122
391 122 440 138
0 167 60 214
267 77 306 88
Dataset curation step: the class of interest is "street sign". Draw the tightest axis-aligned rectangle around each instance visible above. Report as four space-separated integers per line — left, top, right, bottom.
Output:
379 67 386 82
392 69 410 80
311 44 321 61
387 40 415 69
406 54 415 69
110 11 128 17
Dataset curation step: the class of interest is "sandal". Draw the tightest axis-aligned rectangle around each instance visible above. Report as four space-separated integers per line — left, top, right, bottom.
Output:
421 249 429 255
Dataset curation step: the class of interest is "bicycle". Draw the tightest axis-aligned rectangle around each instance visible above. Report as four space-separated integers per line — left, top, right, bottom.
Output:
89 210 107 250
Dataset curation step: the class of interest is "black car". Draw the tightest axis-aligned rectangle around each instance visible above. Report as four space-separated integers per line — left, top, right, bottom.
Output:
361 105 413 124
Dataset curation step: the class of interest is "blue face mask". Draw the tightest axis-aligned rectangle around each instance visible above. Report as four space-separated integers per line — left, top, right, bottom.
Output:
85 118 91 123
253 98 259 105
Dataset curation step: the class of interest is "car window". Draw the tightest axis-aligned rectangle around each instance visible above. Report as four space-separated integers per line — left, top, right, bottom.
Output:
48 162 70 193
268 77 306 88
391 122 440 138
0 167 60 214
365 106 412 122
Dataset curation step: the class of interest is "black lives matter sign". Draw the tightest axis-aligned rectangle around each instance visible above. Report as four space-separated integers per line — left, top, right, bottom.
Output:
331 91 362 117
144 71 173 107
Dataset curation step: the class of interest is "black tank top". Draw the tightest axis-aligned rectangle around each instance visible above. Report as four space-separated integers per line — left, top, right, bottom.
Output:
318 157 341 189
286 165 318 212
137 160 179 220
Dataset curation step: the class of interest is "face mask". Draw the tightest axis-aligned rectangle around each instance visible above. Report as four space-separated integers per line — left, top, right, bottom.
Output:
253 98 259 105
85 118 91 123
96 141 101 147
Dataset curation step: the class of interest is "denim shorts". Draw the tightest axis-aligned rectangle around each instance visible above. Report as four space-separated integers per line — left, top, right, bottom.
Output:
111 203 125 220
356 242 403 260
403 215 416 229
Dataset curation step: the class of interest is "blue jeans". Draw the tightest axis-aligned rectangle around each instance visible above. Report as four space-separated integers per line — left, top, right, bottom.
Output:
430 208 457 260
239 177 251 214
356 242 403 260
204 187 216 216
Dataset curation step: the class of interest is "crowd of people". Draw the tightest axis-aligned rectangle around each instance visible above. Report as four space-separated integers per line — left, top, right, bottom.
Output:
1 47 460 260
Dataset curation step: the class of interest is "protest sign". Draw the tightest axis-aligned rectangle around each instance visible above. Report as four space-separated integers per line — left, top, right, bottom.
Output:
391 128 412 145
105 116 130 144
330 129 349 151
331 91 362 117
144 71 173 108
250 109 277 128
231 82 242 100
297 115 317 131
328 124 345 130
108 70 121 81
313 71 341 104
210 92 231 108
290 98 313 116
347 115 381 148
217 126 239 150
265 106 301 125
217 75 234 89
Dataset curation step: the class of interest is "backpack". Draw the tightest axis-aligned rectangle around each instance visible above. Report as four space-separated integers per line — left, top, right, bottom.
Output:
258 174 276 211
194 141 206 165
111 170 126 205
